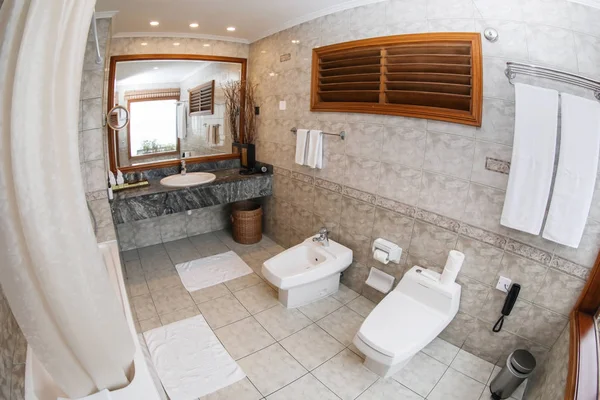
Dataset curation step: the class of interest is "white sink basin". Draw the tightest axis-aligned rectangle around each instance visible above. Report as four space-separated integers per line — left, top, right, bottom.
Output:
159 172 216 188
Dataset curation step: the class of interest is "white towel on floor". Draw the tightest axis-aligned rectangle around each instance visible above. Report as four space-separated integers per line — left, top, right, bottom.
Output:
543 93 600 248
500 83 559 235
176 103 187 139
306 130 323 169
295 128 309 165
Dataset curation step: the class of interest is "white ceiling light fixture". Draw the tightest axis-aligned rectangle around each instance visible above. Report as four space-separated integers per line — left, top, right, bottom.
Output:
189 23 199 28
141 42 148 46
153 67 159 70
173 42 181 46
203 43 211 47
149 21 159 26
226 26 236 32
291 39 300 44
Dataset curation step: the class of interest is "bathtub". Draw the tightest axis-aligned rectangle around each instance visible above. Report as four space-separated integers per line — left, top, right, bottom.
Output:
25 241 163 400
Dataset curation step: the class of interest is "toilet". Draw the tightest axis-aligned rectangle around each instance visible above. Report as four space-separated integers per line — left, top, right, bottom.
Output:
353 266 461 378
262 236 352 308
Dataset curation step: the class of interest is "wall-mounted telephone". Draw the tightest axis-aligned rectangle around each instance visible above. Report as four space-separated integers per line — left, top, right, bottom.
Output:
493 283 521 333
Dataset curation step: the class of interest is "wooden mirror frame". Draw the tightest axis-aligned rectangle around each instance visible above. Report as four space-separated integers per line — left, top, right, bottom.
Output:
566 251 600 400
107 54 247 173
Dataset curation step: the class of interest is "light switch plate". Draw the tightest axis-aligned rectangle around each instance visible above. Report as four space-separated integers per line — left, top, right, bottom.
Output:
279 100 286 110
496 276 512 293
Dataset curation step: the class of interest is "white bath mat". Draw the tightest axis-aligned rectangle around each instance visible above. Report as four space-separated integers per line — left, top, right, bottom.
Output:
143 315 246 400
176 251 253 292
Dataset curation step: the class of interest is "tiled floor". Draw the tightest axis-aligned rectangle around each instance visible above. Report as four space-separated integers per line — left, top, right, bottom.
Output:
123 230 526 400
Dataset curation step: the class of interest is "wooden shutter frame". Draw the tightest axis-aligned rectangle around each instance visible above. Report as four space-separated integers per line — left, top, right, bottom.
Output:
188 80 215 116
310 32 483 127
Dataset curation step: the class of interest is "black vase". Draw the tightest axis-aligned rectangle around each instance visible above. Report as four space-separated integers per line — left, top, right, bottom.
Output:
233 143 255 170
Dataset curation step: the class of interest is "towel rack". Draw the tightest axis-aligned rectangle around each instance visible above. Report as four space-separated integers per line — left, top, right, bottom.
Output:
290 127 346 140
505 62 600 100
203 123 221 127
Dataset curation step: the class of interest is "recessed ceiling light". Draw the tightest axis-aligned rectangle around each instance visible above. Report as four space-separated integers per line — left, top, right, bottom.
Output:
189 23 199 28
291 40 300 44
149 21 159 26
226 26 236 31
153 67 159 70
261 50 266 54
203 43 211 47
269 72 275 77
173 42 180 46
141 42 148 46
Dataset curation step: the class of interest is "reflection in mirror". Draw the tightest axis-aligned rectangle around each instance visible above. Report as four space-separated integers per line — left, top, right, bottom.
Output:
113 60 242 168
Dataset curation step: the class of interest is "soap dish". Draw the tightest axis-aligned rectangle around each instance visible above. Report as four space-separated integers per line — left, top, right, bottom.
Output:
365 267 395 294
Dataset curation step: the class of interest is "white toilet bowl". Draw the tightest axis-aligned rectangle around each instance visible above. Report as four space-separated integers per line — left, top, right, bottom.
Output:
262 236 352 308
353 266 461 378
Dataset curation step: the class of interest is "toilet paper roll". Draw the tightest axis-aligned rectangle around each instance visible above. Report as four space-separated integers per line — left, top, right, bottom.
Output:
440 250 465 285
373 249 390 264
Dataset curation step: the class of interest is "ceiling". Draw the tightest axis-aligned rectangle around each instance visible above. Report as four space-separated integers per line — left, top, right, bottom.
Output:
95 0 384 43
115 60 208 86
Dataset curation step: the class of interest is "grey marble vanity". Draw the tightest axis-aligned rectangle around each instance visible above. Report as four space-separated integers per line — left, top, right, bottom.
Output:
110 166 272 224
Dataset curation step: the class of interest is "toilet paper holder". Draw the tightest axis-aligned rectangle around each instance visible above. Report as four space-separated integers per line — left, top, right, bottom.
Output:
372 238 402 264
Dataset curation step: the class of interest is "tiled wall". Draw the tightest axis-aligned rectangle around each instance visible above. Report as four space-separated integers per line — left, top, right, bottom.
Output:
525 323 570 400
116 203 232 250
249 0 600 373
0 286 26 399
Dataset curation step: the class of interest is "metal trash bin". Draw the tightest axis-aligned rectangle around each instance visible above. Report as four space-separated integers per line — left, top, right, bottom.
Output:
490 349 536 400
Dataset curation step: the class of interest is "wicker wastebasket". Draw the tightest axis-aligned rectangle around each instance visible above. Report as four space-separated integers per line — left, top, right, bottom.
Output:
231 201 263 244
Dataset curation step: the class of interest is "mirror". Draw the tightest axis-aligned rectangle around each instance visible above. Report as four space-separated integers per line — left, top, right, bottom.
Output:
108 56 245 170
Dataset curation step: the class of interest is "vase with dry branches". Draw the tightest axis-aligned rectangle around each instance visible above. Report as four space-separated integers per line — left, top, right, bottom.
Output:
223 80 259 172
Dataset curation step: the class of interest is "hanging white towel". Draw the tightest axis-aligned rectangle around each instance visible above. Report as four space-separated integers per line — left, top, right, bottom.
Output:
295 129 309 165
206 124 214 145
500 83 559 235
542 93 600 248
212 125 220 145
176 103 187 139
307 130 323 169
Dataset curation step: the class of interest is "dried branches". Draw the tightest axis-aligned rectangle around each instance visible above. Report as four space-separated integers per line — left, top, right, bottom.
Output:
222 80 258 144
243 81 258 144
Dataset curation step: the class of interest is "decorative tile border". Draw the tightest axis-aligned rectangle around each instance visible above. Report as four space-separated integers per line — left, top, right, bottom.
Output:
505 239 552 265
273 166 291 177
86 189 108 201
315 178 342 193
458 224 508 249
485 157 511 175
415 209 460 233
342 186 377 205
291 171 314 185
375 196 415 218
549 256 590 280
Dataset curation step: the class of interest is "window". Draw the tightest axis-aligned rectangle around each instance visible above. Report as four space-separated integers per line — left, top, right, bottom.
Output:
188 80 215 115
128 98 179 159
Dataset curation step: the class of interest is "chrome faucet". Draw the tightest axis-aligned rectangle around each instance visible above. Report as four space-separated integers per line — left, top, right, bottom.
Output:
180 159 187 176
313 227 330 247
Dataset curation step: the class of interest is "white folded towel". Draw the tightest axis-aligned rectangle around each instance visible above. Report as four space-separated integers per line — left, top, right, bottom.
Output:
176 103 187 139
307 130 323 169
543 93 600 248
500 83 559 235
295 129 309 165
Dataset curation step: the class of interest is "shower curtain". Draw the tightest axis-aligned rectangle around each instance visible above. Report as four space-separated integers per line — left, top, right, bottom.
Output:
0 0 135 398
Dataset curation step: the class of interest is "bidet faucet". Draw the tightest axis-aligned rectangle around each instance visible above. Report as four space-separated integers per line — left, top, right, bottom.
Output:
180 159 187 176
313 227 330 247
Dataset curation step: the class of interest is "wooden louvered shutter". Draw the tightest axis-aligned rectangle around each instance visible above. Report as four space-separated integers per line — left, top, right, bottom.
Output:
189 80 215 115
311 33 482 126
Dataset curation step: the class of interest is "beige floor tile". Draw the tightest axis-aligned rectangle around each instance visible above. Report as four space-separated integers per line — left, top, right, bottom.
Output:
422 337 460 365
215 317 276 359
316 306 364 346
238 343 307 396
392 352 447 397
126 273 150 297
298 296 343 321
312 349 378 400
357 378 424 400
267 374 339 400
346 296 376 318
138 244 168 259
451 350 495 384
132 293 158 321
233 282 279 314
151 285 195 315
159 305 200 325
225 273 263 292
197 294 250 329
191 283 231 304
164 238 201 264
280 324 345 370
254 304 312 340
139 316 162 332
144 267 182 292
428 368 485 400
332 284 360 304
199 378 262 400
140 253 173 274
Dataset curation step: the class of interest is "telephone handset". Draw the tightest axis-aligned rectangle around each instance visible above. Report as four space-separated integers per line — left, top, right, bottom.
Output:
493 283 521 333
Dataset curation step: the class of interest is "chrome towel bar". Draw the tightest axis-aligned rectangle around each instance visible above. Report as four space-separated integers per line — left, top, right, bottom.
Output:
290 127 346 140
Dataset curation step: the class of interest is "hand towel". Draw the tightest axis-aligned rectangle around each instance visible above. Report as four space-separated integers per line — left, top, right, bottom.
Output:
176 103 187 139
206 124 215 145
295 129 309 165
307 130 323 169
500 83 559 234
212 125 220 145
542 93 600 248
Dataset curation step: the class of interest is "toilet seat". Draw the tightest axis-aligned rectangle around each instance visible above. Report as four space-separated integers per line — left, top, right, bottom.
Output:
356 290 449 362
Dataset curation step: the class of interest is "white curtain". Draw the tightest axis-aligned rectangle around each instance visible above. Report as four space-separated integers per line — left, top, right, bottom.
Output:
0 0 135 398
